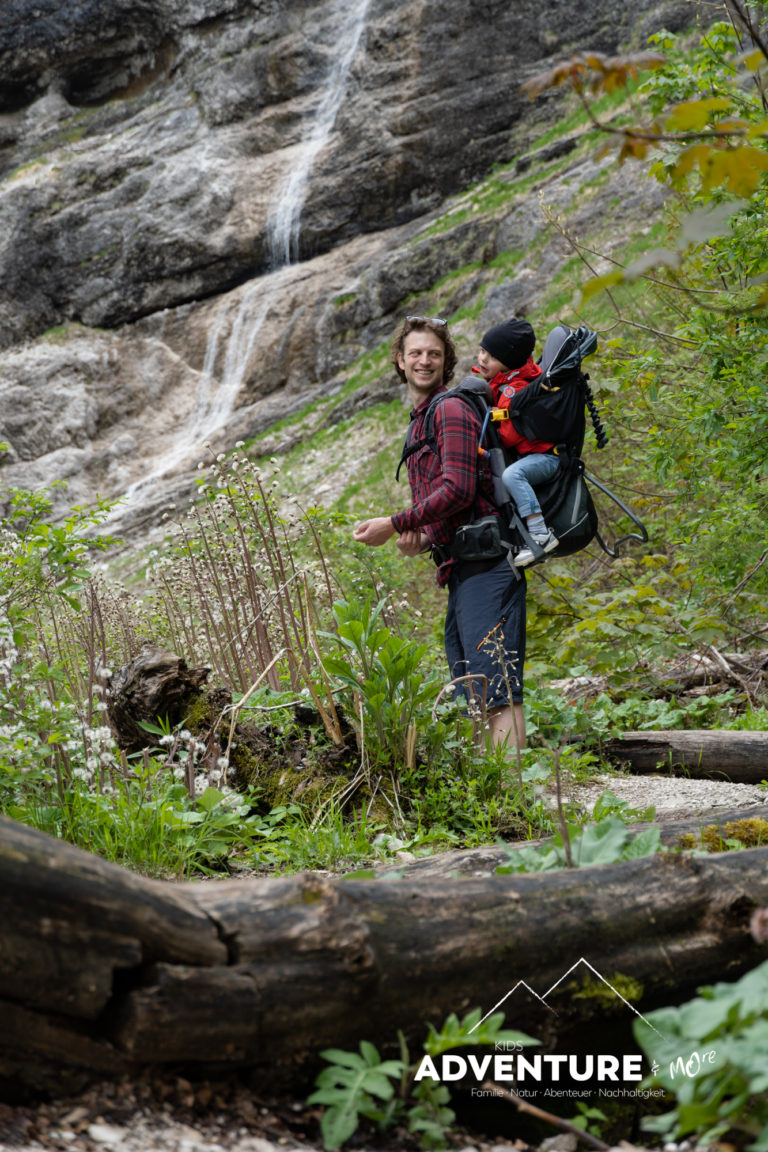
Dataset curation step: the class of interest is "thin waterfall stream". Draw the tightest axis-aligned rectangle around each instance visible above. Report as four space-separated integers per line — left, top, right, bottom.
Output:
112 0 371 523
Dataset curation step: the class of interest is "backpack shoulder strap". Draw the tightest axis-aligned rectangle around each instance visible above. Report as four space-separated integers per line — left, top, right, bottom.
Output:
395 394 442 480
395 379 492 480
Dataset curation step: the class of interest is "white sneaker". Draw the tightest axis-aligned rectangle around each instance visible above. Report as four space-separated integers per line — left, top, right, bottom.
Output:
513 530 558 567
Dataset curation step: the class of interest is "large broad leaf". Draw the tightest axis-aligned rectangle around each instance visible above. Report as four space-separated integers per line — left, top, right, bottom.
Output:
623 825 662 859
664 96 733 131
571 816 629 865
196 786 226 813
319 1101 363 1151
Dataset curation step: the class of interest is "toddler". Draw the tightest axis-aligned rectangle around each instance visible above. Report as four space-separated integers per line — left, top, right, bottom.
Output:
475 318 559 567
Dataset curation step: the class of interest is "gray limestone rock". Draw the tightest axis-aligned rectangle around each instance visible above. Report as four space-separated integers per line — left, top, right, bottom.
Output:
0 0 694 530
0 0 693 342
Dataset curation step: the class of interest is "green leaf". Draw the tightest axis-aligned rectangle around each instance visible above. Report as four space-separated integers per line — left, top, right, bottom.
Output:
196 786 226 812
624 826 662 859
664 95 733 131
319 1103 361 1150
318 1048 368 1070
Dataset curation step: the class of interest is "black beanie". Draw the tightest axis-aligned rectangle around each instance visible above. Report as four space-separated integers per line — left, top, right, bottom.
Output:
480 318 535 370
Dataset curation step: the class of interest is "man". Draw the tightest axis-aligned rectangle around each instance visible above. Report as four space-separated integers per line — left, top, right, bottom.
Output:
353 316 526 751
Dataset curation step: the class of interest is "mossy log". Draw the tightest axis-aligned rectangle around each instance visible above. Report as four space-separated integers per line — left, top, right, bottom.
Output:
388 804 768 879
104 647 364 812
2 815 768 1099
602 729 768 783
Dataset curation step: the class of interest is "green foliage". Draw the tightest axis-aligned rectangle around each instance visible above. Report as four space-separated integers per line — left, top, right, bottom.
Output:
422 1007 533 1057
1 484 113 632
0 486 117 794
321 596 442 771
4 759 264 878
571 1100 608 1139
526 682 741 752
309 1041 406 1151
247 804 384 874
496 813 662 874
635 958 768 1149
308 1009 536 1150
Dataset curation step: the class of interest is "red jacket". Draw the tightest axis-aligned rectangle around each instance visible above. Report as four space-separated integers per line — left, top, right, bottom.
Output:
479 357 555 456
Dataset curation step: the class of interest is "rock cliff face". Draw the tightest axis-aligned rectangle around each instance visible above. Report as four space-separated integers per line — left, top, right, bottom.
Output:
0 0 693 530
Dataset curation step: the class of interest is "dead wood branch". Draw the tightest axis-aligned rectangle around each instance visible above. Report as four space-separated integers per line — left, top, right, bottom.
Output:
602 729 768 783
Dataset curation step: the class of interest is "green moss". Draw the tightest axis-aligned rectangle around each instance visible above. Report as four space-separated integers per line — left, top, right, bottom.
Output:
572 971 644 1007
679 818 768 852
41 325 73 342
184 693 213 732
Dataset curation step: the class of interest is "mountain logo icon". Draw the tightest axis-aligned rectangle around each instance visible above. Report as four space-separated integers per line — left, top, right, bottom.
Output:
469 957 663 1037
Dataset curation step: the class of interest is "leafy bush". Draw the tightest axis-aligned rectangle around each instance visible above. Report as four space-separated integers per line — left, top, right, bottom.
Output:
635 958 768 1150
321 596 441 772
308 1009 536 1150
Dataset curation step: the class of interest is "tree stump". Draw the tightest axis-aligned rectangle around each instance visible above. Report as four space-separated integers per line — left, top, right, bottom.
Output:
106 646 210 752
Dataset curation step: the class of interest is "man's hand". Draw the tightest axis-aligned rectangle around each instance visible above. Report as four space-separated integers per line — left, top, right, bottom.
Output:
396 529 429 557
353 516 396 546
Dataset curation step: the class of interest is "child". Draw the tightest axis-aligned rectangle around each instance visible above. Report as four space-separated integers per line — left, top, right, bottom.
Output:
475 318 559 567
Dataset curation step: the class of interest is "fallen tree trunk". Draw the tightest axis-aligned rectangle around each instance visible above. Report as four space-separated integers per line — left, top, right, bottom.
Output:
602 729 768 783
388 803 768 880
2 815 768 1098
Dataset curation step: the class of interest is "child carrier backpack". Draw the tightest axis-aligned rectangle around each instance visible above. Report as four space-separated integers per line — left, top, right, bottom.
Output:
396 324 648 568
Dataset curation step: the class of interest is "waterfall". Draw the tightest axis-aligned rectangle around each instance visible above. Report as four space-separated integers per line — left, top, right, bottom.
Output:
267 0 372 268
114 0 370 522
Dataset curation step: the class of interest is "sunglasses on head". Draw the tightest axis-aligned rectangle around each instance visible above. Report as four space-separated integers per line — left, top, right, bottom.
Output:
406 315 447 326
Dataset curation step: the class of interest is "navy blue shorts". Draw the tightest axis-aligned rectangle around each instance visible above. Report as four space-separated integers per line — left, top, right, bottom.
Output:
444 558 526 707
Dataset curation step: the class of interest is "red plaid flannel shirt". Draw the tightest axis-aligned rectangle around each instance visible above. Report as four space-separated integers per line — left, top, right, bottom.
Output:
391 388 496 585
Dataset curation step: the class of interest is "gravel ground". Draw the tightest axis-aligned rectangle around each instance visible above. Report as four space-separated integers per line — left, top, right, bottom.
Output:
569 770 768 820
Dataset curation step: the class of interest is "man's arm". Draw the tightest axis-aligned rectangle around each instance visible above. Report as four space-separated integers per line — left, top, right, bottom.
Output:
353 519 428 555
